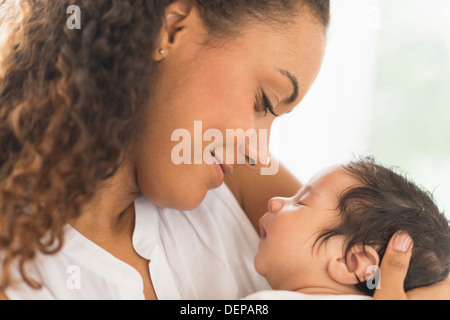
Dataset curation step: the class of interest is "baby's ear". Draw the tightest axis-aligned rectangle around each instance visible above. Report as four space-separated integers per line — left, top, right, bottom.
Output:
328 244 380 286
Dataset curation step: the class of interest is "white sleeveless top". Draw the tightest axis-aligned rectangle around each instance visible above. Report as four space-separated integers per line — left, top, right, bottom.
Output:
4 184 271 300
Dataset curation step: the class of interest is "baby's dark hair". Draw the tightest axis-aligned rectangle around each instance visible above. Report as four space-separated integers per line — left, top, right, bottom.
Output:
316 157 450 296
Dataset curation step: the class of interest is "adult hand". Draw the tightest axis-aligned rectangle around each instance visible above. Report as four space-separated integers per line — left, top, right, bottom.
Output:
373 231 450 300
373 232 413 300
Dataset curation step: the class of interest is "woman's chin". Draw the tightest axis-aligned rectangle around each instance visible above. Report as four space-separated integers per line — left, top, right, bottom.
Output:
137 164 219 210
142 184 208 211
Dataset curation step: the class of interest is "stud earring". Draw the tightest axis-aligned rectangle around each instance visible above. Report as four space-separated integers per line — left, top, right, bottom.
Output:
159 48 165 55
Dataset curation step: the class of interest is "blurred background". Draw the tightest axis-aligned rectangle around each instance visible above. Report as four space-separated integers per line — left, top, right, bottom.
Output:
271 0 450 218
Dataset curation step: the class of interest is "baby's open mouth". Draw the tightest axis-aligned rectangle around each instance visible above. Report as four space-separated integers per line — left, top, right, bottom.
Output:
259 220 267 239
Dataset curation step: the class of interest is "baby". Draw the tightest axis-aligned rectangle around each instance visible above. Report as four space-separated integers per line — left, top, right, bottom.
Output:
246 158 450 300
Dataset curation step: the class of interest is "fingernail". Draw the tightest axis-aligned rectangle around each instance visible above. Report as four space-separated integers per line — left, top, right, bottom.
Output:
393 232 413 253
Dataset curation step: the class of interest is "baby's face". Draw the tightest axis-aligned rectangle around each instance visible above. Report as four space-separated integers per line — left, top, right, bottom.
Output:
254 166 358 291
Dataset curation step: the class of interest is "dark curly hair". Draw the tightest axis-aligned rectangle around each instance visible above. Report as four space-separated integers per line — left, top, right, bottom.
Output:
315 158 450 296
0 0 330 290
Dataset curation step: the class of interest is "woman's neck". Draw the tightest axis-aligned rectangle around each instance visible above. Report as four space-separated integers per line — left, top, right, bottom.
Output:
69 160 141 243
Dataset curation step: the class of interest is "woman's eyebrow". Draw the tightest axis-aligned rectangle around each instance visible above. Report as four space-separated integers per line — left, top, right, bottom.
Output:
279 69 299 104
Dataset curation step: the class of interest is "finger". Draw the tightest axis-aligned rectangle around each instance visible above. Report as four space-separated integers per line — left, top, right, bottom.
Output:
373 232 413 300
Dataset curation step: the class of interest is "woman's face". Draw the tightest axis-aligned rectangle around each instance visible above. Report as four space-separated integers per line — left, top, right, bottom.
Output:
134 8 326 210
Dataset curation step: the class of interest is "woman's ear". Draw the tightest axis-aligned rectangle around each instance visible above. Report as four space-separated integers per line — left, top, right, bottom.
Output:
328 244 380 286
152 0 196 61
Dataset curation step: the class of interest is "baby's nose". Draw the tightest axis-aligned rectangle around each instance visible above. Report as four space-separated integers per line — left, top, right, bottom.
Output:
268 197 287 214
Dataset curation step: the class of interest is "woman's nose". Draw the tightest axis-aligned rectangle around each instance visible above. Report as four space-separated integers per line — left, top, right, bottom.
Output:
268 197 287 214
241 133 272 172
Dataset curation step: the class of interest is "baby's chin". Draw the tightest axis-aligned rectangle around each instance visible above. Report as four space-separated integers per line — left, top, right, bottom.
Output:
253 251 268 278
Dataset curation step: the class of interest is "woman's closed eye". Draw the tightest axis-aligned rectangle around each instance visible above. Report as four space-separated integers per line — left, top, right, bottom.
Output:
254 90 279 117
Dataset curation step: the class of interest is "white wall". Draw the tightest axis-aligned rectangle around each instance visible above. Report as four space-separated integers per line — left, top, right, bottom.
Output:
271 0 380 182
270 0 450 218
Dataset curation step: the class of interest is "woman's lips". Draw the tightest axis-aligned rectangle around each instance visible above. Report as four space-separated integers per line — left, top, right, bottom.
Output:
219 163 232 176
210 150 233 178
212 155 224 184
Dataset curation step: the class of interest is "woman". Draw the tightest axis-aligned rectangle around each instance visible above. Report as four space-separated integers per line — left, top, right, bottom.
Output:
0 0 447 299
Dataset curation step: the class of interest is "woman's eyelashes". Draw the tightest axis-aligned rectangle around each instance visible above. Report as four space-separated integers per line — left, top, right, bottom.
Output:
261 92 279 117
254 90 279 117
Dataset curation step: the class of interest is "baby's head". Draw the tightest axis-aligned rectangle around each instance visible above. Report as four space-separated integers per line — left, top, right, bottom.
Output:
255 158 450 296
